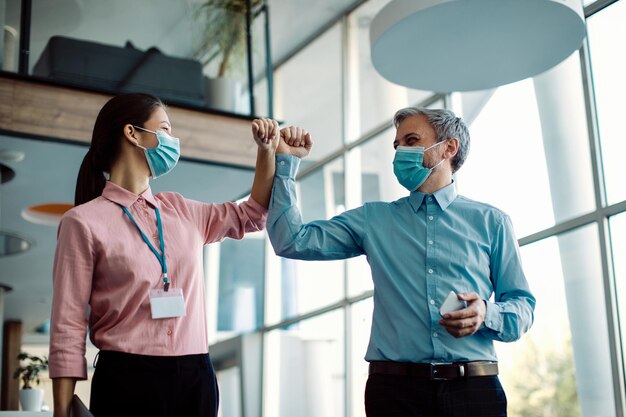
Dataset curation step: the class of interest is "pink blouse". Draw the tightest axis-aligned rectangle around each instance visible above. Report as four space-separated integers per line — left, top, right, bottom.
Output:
49 181 267 379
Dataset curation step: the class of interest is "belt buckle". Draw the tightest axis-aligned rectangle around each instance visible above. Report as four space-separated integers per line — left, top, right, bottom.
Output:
429 362 465 380
429 363 448 380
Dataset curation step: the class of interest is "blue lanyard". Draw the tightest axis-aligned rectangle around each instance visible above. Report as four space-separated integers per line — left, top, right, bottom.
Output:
121 205 170 291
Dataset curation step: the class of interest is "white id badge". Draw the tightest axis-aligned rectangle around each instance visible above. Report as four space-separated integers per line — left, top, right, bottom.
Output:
149 288 186 319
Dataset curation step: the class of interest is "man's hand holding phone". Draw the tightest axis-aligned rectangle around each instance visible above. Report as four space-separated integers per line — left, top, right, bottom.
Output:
438 291 487 338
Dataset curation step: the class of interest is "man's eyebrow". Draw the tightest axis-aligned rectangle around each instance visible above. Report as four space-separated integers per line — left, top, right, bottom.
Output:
402 133 421 140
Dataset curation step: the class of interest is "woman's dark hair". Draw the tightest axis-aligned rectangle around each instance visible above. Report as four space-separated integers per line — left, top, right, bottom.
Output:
75 93 164 206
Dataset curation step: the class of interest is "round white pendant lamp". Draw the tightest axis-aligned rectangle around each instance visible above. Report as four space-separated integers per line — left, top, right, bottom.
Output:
370 0 586 92
21 203 74 226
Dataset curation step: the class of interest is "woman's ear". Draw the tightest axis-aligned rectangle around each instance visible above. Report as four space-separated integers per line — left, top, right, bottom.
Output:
122 124 139 146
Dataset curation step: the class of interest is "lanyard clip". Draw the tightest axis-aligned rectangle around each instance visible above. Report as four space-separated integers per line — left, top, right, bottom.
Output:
163 274 170 292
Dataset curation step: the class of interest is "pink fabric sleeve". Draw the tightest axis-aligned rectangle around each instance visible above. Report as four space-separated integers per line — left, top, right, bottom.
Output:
49 214 93 380
186 197 268 244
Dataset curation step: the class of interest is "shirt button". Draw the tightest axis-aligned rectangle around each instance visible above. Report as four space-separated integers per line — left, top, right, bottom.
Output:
428 268 434 274
427 197 433 202
433 332 439 338
428 240 434 245
428 215 434 221
280 161 285 166
430 299 435 305
167 329 172 336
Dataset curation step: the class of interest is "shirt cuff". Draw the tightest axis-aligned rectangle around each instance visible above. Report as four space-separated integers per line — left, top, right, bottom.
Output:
48 358 88 380
484 301 503 332
276 154 301 178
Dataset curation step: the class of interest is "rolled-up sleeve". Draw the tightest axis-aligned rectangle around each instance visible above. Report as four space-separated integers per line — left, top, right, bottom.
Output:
185 196 268 245
482 215 536 342
49 214 93 379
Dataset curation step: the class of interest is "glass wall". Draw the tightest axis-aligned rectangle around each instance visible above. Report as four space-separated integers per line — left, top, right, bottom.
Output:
457 79 557 238
273 23 344 161
586 0 626 205
264 310 345 417
498 225 614 417
14 0 271 114
610 212 626 380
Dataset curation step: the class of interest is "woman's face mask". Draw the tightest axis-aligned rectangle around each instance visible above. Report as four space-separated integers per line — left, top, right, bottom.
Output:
392 141 446 192
133 126 180 179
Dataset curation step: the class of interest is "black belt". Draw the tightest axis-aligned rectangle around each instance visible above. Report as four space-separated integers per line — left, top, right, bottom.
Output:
368 361 498 380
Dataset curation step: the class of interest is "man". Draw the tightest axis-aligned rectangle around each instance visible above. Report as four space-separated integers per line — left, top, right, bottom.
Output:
269 108 535 417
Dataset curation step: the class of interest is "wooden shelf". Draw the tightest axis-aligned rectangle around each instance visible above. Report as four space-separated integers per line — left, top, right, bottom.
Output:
0 76 258 168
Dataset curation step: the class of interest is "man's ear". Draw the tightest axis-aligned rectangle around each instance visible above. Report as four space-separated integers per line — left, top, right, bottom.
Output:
444 138 459 160
122 124 139 146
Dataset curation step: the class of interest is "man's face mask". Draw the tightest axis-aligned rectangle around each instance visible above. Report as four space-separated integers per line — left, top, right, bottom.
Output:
133 126 180 179
392 141 446 192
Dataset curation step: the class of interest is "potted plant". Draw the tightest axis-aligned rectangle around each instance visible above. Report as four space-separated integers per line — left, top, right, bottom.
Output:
13 352 48 411
196 0 263 111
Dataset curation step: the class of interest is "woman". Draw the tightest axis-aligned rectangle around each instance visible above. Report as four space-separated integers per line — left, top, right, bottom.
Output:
49 93 279 417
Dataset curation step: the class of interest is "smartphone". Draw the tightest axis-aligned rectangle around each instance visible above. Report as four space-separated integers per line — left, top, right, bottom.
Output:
439 291 466 316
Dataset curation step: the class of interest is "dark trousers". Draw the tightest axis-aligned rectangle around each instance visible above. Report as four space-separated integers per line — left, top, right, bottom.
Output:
90 350 219 417
365 373 507 417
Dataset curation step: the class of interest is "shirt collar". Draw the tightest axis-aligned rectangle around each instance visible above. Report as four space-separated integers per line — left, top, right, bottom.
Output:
408 181 457 212
102 181 158 208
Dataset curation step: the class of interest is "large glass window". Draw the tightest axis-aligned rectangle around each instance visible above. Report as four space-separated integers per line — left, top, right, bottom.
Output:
265 158 346 325
273 23 343 161
350 298 374 417
458 80 553 237
586 0 626 205
216 237 265 334
610 212 626 374
27 0 269 114
458 75 595 238
264 310 345 417
498 224 614 417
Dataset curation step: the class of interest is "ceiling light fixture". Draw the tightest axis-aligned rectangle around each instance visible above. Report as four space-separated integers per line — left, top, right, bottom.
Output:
370 0 586 92
22 203 74 226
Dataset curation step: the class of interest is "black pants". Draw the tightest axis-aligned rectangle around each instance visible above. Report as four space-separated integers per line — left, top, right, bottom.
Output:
90 350 219 417
365 373 507 417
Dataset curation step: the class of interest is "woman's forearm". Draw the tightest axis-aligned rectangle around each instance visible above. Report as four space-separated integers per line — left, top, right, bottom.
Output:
53 377 77 417
250 148 275 209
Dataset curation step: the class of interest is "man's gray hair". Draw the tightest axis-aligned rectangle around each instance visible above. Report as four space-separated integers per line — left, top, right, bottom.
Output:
393 107 470 173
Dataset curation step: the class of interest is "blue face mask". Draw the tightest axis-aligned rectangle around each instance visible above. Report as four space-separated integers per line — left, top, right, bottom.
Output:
393 142 446 192
133 126 180 179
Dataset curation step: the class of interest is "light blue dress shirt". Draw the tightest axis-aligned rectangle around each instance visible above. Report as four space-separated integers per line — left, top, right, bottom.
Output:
268 154 535 363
